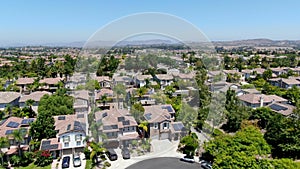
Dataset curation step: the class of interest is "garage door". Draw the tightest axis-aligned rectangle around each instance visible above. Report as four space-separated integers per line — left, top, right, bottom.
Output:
160 133 170 140
62 148 72 155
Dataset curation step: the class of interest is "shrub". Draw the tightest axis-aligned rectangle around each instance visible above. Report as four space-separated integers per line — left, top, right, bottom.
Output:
11 155 21 166
34 150 53 167
20 151 34 166
83 146 91 160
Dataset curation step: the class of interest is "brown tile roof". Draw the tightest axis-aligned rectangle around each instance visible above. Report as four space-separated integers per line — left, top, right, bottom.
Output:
0 92 21 104
95 109 137 132
19 91 51 102
238 94 287 104
40 138 62 151
155 74 173 80
16 77 35 85
39 77 63 85
70 90 89 100
0 117 33 139
267 103 295 116
136 75 152 81
143 105 172 123
95 76 111 82
54 114 86 136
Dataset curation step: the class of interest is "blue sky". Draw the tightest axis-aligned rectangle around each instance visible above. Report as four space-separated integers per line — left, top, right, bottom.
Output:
0 0 300 44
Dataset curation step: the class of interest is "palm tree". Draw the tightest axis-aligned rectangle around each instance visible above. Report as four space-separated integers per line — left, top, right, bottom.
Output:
25 99 36 118
0 137 9 165
10 128 26 157
113 84 126 109
136 87 147 99
138 121 148 139
100 95 108 107
90 142 106 164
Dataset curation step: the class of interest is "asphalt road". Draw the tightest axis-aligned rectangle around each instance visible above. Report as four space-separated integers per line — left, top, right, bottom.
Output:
126 157 200 169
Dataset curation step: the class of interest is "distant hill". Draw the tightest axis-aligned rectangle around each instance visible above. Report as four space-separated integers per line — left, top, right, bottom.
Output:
1 38 300 48
213 38 300 48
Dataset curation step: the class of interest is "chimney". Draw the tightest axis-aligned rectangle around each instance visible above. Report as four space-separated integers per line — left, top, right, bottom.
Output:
260 96 264 107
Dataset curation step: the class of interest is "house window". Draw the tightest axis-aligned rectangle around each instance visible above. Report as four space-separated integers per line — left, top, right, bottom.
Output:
63 136 70 142
64 142 69 147
76 141 81 146
163 122 169 129
75 134 82 141
153 123 158 129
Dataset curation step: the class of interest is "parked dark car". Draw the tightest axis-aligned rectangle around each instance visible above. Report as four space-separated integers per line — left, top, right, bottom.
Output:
62 156 71 168
121 148 130 159
106 149 118 161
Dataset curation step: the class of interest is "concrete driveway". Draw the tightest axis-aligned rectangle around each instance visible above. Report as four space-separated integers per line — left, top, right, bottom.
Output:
51 153 86 169
109 139 183 169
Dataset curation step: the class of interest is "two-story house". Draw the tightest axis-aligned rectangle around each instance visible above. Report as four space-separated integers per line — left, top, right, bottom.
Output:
39 77 63 92
95 76 112 89
95 109 139 149
154 74 174 89
238 94 288 108
135 75 153 88
0 117 35 155
16 77 35 94
70 90 90 114
19 91 51 113
54 114 87 155
0 92 21 111
143 105 176 140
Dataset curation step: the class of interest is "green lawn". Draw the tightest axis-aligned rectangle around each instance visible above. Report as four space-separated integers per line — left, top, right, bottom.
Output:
15 163 51 169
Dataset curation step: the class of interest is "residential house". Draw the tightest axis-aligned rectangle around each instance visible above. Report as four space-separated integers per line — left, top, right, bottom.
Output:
175 72 196 82
95 109 139 148
208 71 225 83
39 77 63 92
236 88 261 97
19 91 52 113
154 74 174 89
268 77 300 89
0 117 35 156
238 94 288 108
40 138 61 158
95 76 112 89
65 73 87 90
16 77 35 94
135 75 153 88
267 102 295 116
0 92 21 110
70 90 90 114
54 114 87 155
270 68 287 77
143 105 175 140
113 76 133 87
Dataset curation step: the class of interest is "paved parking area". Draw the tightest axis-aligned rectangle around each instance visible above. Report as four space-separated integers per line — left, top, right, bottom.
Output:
109 139 183 169
51 153 86 169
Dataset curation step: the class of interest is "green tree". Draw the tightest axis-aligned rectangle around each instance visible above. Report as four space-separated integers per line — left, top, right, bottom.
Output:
0 137 9 166
90 142 106 164
138 121 148 139
130 103 145 123
179 132 199 157
11 128 26 157
263 69 273 80
224 89 250 132
204 126 271 169
113 84 126 109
